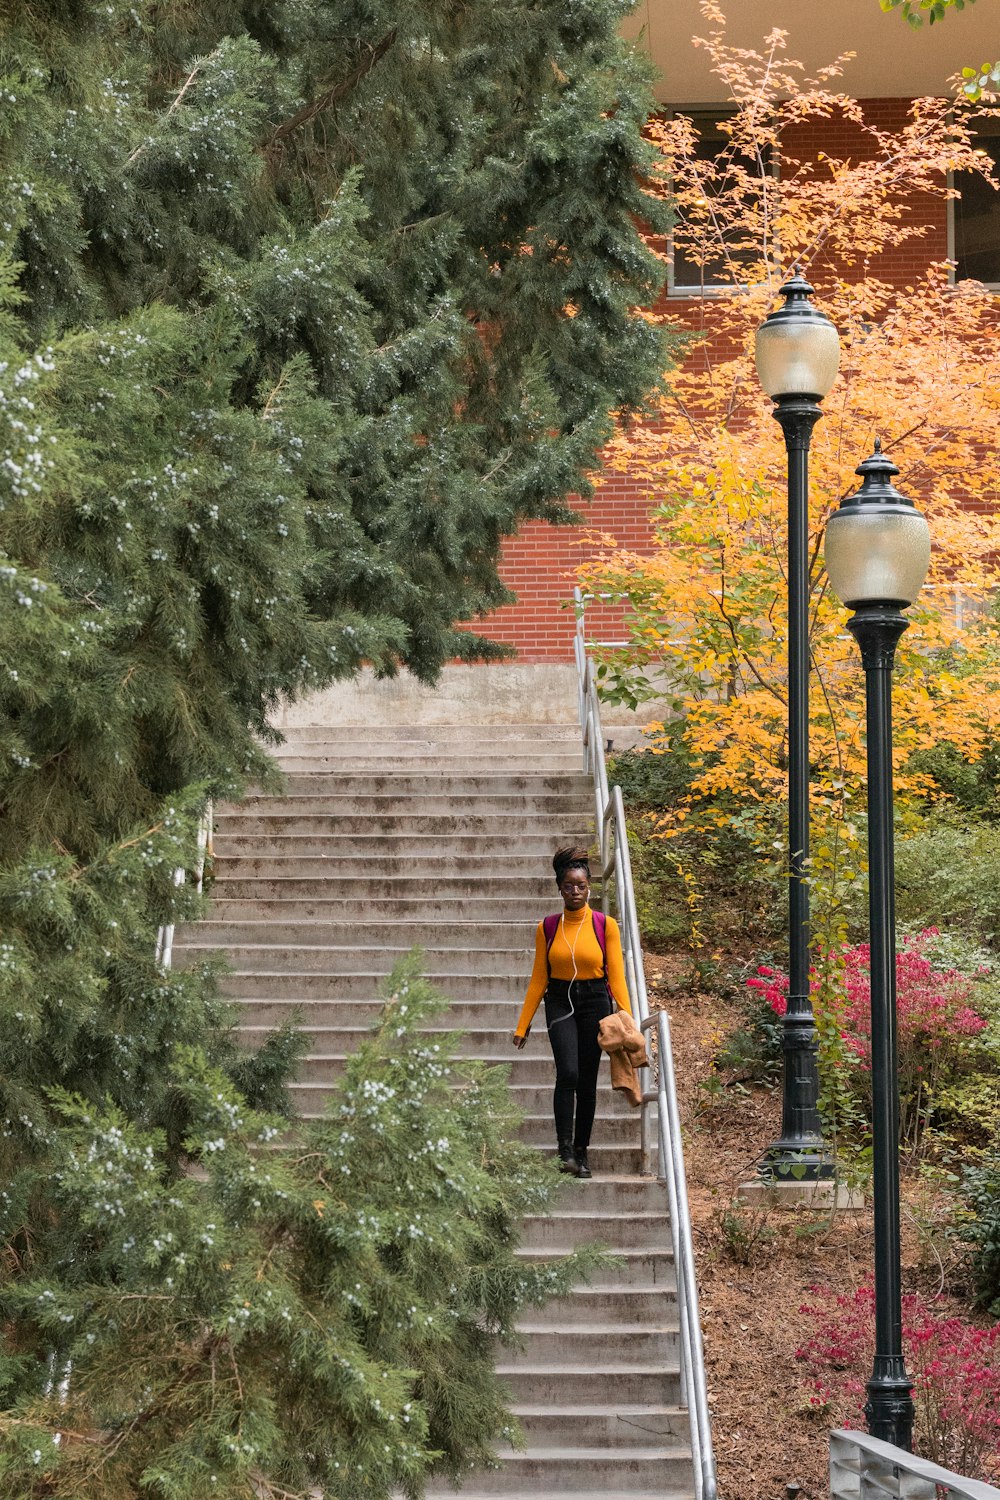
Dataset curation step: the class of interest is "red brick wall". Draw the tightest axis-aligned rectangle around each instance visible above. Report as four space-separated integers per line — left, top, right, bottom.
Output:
473 99 951 662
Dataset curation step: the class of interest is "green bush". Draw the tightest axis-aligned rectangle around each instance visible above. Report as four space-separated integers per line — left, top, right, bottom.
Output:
959 1161 1000 1314
611 741 785 953
892 819 1000 948
915 932 1000 1153
905 744 1000 816
611 740 706 951
905 740 1000 817
713 963 784 1083
625 815 694 950
610 735 696 809
836 815 1000 948
713 1006 784 1083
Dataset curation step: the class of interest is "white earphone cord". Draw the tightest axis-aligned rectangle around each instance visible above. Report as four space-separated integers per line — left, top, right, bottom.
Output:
550 907 583 1028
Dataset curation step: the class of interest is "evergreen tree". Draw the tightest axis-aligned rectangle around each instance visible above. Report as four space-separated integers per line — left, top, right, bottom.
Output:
0 959 599 1498
0 3 663 1489
2 0 670 713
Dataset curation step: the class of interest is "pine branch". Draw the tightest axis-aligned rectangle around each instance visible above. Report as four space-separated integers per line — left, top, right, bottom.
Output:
250 1479 313 1500
125 49 222 167
268 31 397 148
261 367 293 422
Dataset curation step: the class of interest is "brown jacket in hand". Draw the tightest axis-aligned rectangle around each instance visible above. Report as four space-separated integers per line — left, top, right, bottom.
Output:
598 1010 651 1109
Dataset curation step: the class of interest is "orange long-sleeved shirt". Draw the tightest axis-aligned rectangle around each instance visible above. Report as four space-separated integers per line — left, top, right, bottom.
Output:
514 905 632 1038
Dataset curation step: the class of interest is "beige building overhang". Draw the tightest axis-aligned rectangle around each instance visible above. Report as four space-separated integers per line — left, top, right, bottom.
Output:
626 0 1000 101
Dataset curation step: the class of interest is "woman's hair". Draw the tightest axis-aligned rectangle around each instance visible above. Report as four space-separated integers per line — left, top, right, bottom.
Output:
553 845 590 887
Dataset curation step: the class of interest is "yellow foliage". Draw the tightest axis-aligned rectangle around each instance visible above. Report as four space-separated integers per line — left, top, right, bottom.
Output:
581 6 1000 879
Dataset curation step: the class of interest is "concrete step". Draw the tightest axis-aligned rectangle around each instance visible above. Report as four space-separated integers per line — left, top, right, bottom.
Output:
424 1445 691 1494
508 1083 647 1117
231 774 591 797
278 1051 644 1096
519 1210 669 1251
286 1050 554 1084
206 898 548 922
214 974 527 1003
518 1103 642 1140
509 1404 687 1446
234 1005 523 1030
518 1118 642 1148
279 1051 517 1082
175 945 531 976
540 1286 677 1326
273 725 586 742
211 876 558 901
250 786 590 809
212 856 566 882
522 1108 646 1147
511 1323 678 1365
498 1360 680 1408
287 1056 636 1092
239 1029 631 1070
226 999 642 1038
535 1175 669 1215
283 1082 642 1140
531 1145 647 1176
426 1493 689 1500
236 1024 532 1052
211 834 586 859
273 753 585 771
539 1176 671 1212
517 1246 675 1290
215 809 587 835
175 920 535 949
424 1493 688 1500
284 1081 639 1124
256 1030 642 1064
212 833 588 858
238 1032 650 1106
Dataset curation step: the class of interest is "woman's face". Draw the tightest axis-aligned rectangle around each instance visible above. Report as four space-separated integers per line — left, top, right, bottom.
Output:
558 867 590 911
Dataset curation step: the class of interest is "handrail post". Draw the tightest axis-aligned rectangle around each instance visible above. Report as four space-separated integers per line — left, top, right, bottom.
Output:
830 1429 1000 1499
155 804 213 971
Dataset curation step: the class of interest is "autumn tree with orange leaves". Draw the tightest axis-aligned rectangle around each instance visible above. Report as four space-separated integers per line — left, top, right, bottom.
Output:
581 4 1000 956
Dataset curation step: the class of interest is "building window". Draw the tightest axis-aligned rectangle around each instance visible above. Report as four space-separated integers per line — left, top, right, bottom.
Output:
667 109 772 296
953 116 1000 287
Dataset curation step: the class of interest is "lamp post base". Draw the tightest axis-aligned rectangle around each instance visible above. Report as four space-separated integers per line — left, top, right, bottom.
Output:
737 1178 863 1210
865 1365 915 1451
757 1141 836 1184
759 1006 832 1183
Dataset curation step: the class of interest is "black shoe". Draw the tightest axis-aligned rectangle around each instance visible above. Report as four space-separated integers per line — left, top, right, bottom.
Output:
557 1140 579 1175
573 1148 592 1180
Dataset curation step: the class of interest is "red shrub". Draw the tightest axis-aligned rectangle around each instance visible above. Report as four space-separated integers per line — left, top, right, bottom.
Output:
797 1284 1000 1481
746 931 986 1144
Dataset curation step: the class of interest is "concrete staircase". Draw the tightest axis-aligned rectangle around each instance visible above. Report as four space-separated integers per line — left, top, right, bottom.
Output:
173 723 691 1499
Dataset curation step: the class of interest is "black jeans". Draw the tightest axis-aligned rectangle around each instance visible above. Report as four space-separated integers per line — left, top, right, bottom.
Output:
544 979 614 1151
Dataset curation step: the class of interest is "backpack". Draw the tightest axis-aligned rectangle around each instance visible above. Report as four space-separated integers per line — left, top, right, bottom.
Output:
542 909 608 976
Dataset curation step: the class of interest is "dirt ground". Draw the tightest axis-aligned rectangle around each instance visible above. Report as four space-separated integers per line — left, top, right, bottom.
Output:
645 953 957 1500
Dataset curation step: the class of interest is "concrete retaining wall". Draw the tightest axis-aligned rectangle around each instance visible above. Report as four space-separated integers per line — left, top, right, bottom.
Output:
271 663 652 733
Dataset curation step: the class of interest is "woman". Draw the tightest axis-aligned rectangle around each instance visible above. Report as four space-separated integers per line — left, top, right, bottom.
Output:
511 846 632 1179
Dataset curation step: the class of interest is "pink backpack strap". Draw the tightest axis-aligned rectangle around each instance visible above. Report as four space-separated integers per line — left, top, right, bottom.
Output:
592 909 608 972
542 913 561 972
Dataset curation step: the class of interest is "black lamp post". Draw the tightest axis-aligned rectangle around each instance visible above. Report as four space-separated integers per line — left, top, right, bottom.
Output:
824 440 931 1451
754 271 840 1183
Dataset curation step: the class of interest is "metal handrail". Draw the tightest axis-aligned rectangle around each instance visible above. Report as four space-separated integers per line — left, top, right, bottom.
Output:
155 801 214 970
830 1430 1000 1499
573 588 717 1500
